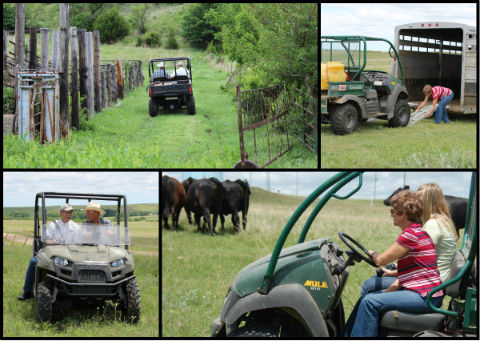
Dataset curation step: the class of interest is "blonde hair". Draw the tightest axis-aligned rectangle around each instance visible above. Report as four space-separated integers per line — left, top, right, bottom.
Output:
417 183 458 240
423 84 432 96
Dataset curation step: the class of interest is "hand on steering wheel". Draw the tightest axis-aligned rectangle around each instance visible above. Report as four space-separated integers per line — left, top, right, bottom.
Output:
338 232 376 267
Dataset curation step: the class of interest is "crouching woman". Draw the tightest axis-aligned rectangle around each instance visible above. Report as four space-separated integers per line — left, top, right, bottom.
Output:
344 190 443 337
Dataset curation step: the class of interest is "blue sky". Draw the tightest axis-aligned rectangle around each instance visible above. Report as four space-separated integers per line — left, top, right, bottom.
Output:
163 171 473 200
3 172 158 207
321 3 477 51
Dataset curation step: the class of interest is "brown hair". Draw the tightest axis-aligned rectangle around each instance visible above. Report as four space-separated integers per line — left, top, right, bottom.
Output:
417 183 458 240
390 190 423 223
423 84 432 96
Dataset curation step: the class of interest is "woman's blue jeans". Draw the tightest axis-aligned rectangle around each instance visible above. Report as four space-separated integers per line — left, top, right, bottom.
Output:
344 275 443 337
434 92 454 123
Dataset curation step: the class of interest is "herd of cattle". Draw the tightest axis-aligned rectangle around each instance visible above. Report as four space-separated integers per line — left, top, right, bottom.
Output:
162 175 251 235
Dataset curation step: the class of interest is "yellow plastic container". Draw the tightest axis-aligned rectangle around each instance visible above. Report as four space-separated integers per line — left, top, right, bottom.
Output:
321 62 347 90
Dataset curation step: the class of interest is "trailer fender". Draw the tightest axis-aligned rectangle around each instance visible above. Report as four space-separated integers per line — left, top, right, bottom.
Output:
224 284 329 337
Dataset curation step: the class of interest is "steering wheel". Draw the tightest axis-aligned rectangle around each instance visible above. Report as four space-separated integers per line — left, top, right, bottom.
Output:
338 232 376 267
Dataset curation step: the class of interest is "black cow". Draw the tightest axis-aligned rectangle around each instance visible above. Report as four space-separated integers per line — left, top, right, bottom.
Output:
186 177 225 236
162 175 186 231
384 185 468 232
182 177 195 224
220 179 251 233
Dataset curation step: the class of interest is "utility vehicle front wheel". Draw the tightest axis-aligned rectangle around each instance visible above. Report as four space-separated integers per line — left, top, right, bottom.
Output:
123 279 141 324
388 99 410 127
37 281 52 322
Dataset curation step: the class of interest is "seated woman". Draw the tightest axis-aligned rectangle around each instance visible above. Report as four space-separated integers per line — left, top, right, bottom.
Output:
417 183 458 283
344 190 443 337
361 183 457 295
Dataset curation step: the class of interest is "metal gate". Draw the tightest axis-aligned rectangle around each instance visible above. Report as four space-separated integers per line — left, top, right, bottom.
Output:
16 71 59 143
236 82 291 168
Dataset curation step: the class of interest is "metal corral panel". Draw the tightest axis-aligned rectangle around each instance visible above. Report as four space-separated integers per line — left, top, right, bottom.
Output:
393 22 477 113
16 72 60 142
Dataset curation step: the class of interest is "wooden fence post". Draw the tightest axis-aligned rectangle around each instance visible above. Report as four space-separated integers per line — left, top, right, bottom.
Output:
101 66 106 108
70 27 79 130
93 30 102 112
86 31 94 119
77 29 87 112
14 3 25 70
40 28 49 69
59 3 70 138
28 27 38 70
51 31 59 71
116 59 124 99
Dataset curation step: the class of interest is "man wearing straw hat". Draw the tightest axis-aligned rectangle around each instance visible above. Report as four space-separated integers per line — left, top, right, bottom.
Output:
153 61 169 79
83 202 112 225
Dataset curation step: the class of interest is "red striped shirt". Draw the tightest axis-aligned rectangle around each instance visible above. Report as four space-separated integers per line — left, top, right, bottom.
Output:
431 86 452 100
396 223 443 297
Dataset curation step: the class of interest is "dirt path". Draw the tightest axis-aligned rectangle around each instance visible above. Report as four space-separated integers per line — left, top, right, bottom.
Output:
3 233 158 257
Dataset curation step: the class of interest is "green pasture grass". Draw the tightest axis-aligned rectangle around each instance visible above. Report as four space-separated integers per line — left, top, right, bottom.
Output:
321 113 476 168
3 243 158 337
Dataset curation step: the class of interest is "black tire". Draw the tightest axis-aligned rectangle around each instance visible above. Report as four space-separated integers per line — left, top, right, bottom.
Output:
330 103 358 135
229 323 281 337
388 99 410 127
187 95 196 115
37 281 52 322
149 99 158 117
123 279 141 324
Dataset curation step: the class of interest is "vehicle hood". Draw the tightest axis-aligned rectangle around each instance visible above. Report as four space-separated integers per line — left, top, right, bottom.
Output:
232 238 330 297
39 244 130 263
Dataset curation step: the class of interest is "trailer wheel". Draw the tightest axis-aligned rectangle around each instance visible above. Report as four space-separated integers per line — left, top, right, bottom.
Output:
389 99 410 127
331 103 358 135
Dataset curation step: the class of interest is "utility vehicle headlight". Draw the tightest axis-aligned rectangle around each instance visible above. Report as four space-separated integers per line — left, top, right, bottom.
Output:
111 258 125 268
53 256 69 267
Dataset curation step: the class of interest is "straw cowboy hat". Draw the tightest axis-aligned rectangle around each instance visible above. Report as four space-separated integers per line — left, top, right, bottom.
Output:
84 202 105 215
157 62 165 68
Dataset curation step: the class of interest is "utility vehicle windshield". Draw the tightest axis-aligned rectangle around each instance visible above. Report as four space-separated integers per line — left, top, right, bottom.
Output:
41 223 130 246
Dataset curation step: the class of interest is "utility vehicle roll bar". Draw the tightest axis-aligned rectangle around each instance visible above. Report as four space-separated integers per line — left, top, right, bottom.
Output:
259 171 364 294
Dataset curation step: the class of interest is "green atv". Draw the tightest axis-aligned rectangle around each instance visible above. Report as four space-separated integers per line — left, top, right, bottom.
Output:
211 172 477 337
321 36 410 135
33 192 141 323
147 57 195 116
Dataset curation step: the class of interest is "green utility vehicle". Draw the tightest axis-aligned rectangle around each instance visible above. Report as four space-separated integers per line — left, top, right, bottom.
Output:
211 172 477 337
147 57 195 116
321 36 410 135
33 192 141 323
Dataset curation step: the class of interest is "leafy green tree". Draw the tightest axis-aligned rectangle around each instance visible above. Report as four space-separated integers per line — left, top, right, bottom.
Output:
3 3 16 30
129 4 148 34
181 3 220 48
94 7 129 44
166 27 179 49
